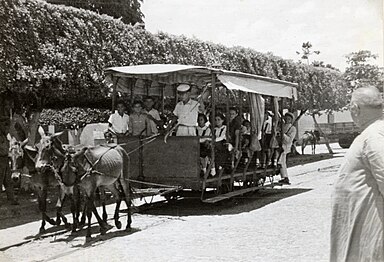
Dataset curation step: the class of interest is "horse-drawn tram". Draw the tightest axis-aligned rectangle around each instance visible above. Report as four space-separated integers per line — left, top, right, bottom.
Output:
104 64 298 203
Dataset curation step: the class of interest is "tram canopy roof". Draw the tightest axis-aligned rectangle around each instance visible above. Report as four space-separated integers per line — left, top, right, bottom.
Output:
105 64 298 99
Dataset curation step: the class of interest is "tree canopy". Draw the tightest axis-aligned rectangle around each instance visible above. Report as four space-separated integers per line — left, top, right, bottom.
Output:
46 0 144 25
343 50 384 90
0 0 348 113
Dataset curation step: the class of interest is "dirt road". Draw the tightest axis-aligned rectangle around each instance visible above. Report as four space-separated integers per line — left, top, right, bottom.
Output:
0 144 346 262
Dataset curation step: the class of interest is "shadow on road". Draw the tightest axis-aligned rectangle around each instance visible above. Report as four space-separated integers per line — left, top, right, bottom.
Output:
139 188 312 217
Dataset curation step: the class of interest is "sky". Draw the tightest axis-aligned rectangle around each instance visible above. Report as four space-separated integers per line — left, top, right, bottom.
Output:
141 0 383 71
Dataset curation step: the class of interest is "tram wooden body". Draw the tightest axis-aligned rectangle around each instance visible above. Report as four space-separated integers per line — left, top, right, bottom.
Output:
104 64 298 203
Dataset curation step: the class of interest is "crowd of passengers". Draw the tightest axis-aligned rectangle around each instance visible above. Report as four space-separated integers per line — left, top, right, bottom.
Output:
106 83 295 184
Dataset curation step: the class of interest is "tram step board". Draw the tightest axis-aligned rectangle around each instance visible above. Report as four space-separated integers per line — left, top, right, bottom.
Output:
202 186 261 204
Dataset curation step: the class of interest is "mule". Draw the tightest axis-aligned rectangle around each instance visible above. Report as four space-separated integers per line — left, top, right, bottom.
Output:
60 145 132 240
32 132 83 233
301 130 321 155
23 140 58 233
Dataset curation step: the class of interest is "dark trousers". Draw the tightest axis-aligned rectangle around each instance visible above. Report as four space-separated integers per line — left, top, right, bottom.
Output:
0 156 14 201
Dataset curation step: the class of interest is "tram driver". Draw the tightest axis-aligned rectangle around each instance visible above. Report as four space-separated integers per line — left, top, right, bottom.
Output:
171 84 204 136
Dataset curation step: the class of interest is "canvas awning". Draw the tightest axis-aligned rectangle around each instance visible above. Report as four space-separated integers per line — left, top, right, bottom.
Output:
217 74 297 99
105 64 298 99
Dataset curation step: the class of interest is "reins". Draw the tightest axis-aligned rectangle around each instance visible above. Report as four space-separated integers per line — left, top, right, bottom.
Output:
77 134 159 182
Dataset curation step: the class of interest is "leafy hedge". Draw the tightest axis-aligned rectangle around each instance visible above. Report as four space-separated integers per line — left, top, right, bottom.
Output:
39 107 112 129
1 0 348 111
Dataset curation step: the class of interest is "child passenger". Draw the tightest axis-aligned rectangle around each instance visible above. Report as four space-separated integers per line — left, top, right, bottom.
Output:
241 120 252 163
129 101 151 137
196 113 211 174
213 113 229 174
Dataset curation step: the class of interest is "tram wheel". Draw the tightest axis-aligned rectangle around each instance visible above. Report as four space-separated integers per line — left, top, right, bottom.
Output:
255 176 265 187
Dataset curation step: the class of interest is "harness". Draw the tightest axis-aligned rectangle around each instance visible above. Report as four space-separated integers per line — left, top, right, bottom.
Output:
77 134 159 182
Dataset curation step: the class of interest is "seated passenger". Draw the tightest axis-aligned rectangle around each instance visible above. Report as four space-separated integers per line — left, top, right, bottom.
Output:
107 101 130 137
213 113 229 174
128 101 151 137
196 113 211 174
143 96 161 135
228 107 243 155
241 120 252 163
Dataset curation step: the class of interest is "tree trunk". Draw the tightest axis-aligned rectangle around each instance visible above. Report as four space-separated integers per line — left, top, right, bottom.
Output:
312 114 333 154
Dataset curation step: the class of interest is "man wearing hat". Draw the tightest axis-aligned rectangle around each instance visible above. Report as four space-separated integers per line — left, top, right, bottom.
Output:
172 84 202 136
278 112 296 184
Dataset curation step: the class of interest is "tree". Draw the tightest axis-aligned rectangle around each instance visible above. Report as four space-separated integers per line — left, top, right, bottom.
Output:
296 42 320 65
46 0 144 25
312 60 340 71
344 50 383 90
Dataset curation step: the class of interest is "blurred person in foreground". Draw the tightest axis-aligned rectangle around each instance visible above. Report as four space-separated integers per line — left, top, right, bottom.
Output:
330 85 384 262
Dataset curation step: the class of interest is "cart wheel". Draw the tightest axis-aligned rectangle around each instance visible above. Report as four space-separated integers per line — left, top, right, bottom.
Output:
164 194 178 202
214 186 222 195
255 176 265 187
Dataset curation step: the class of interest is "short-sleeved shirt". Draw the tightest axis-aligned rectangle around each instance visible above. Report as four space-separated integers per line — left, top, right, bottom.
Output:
144 108 161 135
173 99 200 127
108 111 129 134
129 113 149 136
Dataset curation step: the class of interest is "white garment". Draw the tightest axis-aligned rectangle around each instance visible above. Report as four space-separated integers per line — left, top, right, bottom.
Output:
196 125 212 143
330 119 384 262
214 125 227 142
263 116 272 134
282 123 296 152
176 126 196 136
144 108 161 134
108 111 129 134
278 123 297 178
173 99 200 127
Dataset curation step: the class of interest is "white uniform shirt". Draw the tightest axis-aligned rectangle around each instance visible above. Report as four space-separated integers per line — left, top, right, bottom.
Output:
173 99 200 127
108 111 129 134
144 108 161 134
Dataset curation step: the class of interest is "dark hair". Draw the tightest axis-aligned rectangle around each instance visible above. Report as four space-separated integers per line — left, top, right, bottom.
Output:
229 107 239 114
116 100 126 107
198 113 208 123
164 104 173 111
215 113 225 121
242 120 250 125
133 100 143 107
144 96 154 102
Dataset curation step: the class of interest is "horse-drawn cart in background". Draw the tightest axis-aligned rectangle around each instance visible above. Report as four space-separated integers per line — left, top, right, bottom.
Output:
105 64 298 203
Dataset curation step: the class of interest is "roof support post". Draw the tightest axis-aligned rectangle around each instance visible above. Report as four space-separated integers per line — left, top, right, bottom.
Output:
111 76 120 111
210 73 216 174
